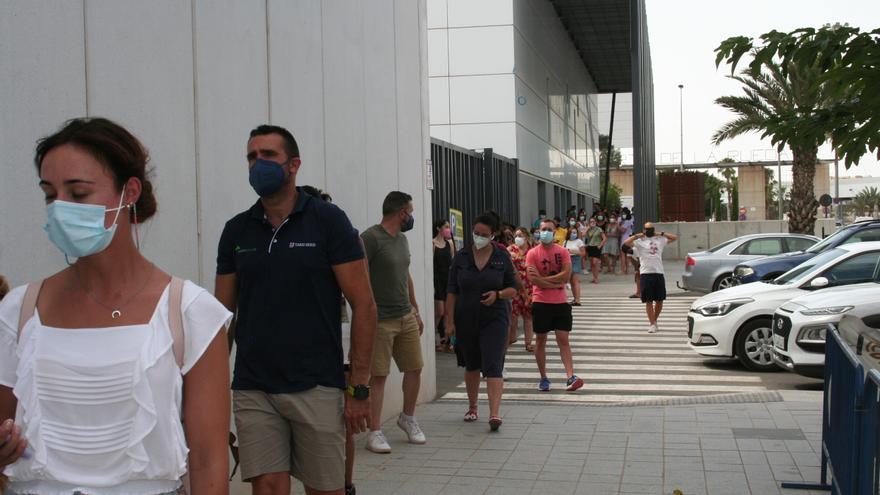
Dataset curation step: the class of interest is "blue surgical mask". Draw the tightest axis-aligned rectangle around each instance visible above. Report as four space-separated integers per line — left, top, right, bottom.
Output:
402 213 415 232
44 194 127 261
249 158 287 197
539 231 554 244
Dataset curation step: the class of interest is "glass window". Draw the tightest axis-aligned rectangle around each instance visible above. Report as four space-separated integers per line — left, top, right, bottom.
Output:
843 227 880 244
732 238 783 256
821 251 880 286
708 239 738 253
786 237 816 252
774 248 847 285
806 227 854 253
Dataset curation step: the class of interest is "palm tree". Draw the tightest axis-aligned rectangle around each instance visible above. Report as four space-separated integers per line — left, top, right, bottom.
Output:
852 186 880 216
712 62 832 233
718 161 738 221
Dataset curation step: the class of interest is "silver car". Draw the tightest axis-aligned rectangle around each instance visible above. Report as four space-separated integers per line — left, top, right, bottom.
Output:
680 233 818 293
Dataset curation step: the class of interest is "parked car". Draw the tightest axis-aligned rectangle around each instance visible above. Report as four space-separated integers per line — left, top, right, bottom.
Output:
732 219 880 285
680 233 818 293
687 242 880 371
772 280 880 379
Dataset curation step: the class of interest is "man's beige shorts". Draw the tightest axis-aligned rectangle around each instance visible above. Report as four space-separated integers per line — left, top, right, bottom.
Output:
233 387 344 490
371 309 424 377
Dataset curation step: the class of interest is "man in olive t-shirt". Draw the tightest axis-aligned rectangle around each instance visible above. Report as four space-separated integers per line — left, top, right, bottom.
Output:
361 191 426 454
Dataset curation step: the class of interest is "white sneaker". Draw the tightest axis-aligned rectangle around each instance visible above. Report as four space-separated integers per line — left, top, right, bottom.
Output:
365 430 391 453
647 324 657 333
397 413 427 444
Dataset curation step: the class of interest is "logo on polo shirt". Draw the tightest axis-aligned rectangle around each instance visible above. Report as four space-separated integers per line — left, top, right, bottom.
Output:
234 244 257 254
289 241 317 248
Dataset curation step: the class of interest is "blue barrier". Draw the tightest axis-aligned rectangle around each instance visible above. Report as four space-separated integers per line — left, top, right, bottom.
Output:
782 325 864 493
859 369 880 494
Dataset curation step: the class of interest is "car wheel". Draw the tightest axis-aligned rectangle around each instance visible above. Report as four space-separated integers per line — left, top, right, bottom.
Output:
712 273 735 292
734 318 780 372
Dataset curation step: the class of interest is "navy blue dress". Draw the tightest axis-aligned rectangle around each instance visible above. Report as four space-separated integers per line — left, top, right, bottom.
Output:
447 245 517 378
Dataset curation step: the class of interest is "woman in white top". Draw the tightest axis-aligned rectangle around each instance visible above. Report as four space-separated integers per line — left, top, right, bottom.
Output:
562 222 586 305
0 118 232 494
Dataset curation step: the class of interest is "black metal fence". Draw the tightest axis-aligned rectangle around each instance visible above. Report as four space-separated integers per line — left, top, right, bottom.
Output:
430 138 519 243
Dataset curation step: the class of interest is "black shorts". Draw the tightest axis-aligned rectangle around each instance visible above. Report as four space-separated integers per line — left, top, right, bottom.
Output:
532 302 573 333
587 246 602 258
621 244 633 255
456 318 508 378
640 274 667 302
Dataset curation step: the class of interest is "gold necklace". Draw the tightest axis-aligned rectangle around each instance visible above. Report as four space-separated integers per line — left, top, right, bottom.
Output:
75 264 155 319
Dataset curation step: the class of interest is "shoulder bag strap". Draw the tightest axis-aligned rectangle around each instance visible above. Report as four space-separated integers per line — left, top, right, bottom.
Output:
17 280 44 343
168 277 185 369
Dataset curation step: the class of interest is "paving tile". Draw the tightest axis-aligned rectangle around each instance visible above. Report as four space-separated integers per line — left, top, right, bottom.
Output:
393 481 448 495
531 480 578 494
705 471 750 495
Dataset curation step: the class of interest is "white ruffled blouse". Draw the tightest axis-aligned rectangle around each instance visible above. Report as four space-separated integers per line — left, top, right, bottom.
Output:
0 281 232 495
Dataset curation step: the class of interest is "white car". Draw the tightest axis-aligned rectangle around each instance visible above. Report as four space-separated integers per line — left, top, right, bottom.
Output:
772 282 880 378
687 242 880 371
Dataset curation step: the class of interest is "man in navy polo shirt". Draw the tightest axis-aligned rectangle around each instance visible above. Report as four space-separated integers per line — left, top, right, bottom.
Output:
215 125 377 495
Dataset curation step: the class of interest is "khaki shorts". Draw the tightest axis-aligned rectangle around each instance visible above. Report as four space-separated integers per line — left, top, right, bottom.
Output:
372 309 424 376
233 387 344 491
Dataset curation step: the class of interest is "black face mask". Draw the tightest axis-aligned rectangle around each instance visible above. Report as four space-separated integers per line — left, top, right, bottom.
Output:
645 228 655 237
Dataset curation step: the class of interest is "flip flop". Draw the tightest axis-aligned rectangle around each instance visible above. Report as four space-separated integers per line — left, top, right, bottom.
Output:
489 416 502 432
525 343 535 352
464 408 478 422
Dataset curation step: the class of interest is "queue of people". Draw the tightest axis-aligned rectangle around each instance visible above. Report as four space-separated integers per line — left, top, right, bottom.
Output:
0 117 672 495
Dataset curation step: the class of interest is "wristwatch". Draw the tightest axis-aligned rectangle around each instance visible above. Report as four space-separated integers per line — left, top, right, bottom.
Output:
496 290 503 300
346 384 370 400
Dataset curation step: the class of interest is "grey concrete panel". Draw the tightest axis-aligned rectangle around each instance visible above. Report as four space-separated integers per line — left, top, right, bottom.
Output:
193 0 269 285
268 0 327 192
0 1 86 285
85 0 199 280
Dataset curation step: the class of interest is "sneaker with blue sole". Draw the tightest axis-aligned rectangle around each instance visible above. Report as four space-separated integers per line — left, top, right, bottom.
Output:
566 375 584 392
538 377 551 392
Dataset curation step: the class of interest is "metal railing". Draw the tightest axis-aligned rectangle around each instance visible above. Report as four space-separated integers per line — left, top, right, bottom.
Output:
785 324 879 494
430 139 519 244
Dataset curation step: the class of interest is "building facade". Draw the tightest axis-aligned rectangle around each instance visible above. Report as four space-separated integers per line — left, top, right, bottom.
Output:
428 0 600 225
1 0 434 416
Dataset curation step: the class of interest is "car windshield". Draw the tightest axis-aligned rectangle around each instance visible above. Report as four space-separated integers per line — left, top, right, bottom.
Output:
773 248 847 285
708 239 738 253
805 227 852 253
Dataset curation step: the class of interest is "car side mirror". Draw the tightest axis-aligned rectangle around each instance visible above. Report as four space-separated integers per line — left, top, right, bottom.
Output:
810 277 830 289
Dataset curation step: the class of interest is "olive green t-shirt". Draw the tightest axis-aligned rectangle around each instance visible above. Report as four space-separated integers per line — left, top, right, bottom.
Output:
361 224 412 320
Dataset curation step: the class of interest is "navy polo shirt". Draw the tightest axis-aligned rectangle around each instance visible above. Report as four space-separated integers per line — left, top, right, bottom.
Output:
217 188 364 393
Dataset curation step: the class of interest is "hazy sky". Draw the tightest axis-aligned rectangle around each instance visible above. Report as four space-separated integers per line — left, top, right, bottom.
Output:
644 0 880 179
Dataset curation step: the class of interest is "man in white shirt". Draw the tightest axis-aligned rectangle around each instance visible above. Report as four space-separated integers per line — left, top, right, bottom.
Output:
623 223 677 333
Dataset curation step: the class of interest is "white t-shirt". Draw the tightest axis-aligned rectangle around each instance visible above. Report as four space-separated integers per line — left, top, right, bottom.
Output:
0 281 232 494
563 238 585 257
634 236 668 274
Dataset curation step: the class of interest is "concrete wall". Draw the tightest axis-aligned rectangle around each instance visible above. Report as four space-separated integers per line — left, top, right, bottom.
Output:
737 166 767 221
611 169 634 197
652 219 837 260
1 0 434 417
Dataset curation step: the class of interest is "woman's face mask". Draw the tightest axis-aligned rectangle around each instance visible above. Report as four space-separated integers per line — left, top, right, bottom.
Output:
514 236 526 247
44 193 128 261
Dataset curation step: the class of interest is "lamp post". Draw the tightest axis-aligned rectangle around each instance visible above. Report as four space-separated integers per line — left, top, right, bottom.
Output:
678 84 684 172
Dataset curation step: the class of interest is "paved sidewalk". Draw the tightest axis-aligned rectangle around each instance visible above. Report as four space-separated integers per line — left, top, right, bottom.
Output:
345 390 826 495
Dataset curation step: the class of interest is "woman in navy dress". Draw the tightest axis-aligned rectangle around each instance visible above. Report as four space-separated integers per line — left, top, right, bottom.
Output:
445 212 517 431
